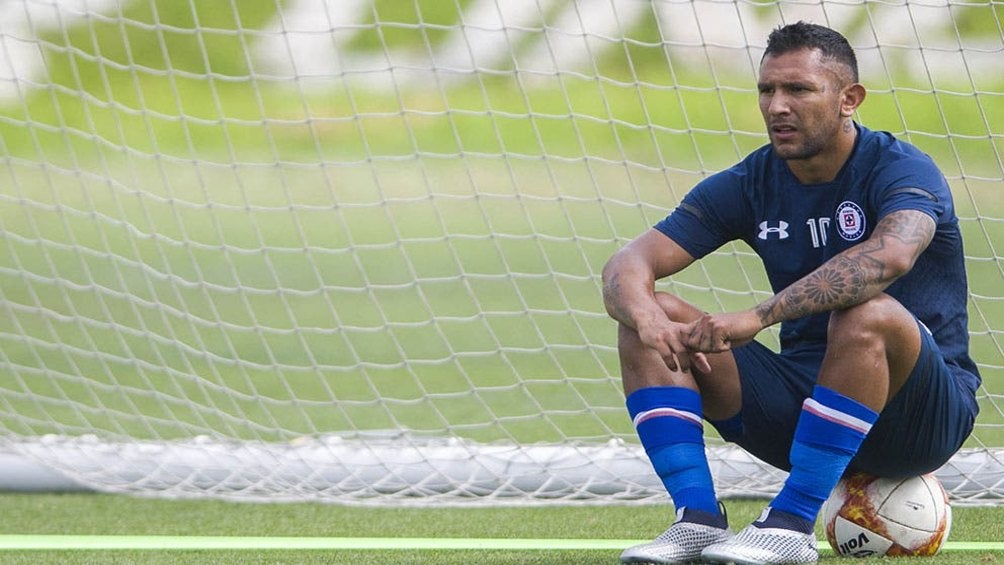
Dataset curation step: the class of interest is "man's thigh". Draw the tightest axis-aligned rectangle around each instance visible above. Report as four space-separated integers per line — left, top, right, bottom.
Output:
851 322 978 477
714 327 978 477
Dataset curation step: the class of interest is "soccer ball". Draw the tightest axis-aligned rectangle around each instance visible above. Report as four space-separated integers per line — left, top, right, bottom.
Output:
822 472 951 558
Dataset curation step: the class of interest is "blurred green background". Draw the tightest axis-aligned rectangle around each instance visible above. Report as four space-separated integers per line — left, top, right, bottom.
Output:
0 0 1001 454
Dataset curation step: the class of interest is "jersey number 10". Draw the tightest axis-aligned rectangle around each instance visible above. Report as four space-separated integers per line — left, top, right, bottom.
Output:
806 217 831 248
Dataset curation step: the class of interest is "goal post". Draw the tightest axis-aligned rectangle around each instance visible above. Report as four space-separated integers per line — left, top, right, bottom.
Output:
0 0 1001 505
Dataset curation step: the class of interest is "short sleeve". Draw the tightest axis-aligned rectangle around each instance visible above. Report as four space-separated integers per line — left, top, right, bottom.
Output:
654 169 751 259
874 152 949 223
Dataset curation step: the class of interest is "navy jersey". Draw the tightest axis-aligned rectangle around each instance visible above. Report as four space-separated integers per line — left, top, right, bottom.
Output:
655 124 980 384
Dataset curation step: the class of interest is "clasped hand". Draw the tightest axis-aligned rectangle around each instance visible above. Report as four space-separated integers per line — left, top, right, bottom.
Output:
639 310 763 375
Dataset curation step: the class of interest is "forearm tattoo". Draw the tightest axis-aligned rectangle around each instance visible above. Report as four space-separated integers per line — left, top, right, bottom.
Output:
755 253 880 325
755 209 935 326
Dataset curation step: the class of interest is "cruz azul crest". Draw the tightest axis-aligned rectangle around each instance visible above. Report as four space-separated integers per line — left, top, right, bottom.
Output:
835 200 866 241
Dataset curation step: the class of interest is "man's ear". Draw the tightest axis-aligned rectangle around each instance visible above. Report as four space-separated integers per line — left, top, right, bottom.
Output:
841 83 866 117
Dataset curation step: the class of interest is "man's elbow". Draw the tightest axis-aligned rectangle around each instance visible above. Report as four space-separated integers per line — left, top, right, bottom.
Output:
600 259 621 314
601 253 620 287
884 251 921 282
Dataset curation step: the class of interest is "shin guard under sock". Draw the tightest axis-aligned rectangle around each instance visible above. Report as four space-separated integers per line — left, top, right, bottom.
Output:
765 385 878 531
627 386 718 515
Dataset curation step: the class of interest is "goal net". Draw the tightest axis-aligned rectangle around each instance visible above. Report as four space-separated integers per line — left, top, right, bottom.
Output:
0 0 1001 505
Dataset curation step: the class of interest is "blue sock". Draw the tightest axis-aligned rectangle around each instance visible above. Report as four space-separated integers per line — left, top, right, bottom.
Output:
766 385 878 531
627 387 719 515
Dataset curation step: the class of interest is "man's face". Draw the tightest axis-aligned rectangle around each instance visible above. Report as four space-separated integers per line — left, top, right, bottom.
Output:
757 48 851 162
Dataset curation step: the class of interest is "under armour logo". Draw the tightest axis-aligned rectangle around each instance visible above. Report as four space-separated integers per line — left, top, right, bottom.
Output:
758 221 789 240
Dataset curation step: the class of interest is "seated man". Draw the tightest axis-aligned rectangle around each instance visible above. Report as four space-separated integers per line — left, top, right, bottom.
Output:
602 21 980 565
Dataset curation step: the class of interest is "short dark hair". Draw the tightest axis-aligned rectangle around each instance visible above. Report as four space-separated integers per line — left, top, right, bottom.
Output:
763 21 858 83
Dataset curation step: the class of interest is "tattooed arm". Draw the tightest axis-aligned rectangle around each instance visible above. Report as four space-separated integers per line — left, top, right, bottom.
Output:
684 208 937 353
602 229 696 324
757 208 936 325
602 228 712 372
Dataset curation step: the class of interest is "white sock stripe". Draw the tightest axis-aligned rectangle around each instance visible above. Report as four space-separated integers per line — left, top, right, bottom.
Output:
803 398 873 434
632 407 703 428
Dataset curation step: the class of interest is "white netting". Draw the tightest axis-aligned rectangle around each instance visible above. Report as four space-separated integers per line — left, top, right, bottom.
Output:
3 435 1003 506
0 0 1001 505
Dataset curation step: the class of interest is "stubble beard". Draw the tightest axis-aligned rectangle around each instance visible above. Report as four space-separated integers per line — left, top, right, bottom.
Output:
772 137 822 161
771 120 841 161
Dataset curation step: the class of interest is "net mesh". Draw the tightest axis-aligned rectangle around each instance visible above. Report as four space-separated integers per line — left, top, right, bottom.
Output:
0 0 1001 505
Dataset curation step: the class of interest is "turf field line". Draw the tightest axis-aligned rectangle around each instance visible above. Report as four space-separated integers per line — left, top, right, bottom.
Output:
0 536 999 551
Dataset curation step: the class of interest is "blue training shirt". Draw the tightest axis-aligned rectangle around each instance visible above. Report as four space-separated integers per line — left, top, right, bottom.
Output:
655 124 980 385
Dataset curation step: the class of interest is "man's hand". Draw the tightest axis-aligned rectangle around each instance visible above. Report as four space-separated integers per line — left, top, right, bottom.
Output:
683 310 764 353
636 314 712 374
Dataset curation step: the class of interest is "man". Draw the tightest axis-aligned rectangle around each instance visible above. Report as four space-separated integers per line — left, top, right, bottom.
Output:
602 21 980 565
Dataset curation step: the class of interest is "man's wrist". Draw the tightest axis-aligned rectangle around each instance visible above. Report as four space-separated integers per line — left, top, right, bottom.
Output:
754 298 779 327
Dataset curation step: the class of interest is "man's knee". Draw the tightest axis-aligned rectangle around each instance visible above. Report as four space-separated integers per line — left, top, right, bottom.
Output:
823 294 922 406
653 292 702 323
827 293 915 345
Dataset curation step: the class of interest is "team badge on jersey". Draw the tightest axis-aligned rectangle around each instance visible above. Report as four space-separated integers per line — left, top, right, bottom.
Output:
835 201 866 241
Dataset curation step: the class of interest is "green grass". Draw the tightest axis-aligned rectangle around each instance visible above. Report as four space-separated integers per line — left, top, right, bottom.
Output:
0 494 1000 563
0 0 1001 533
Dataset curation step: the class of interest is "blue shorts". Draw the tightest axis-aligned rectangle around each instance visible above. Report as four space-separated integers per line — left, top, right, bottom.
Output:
714 321 979 478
